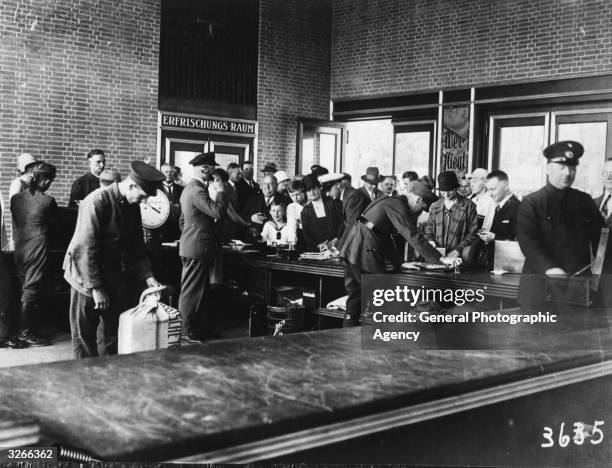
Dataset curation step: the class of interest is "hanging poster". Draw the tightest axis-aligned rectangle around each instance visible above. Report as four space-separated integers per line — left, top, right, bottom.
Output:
442 106 470 177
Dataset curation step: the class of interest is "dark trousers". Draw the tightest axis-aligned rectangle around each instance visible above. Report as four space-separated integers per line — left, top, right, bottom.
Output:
15 240 47 305
0 254 15 339
69 286 126 359
178 256 212 337
343 260 364 327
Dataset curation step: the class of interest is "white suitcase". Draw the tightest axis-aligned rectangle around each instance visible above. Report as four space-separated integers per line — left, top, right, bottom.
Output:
118 286 182 355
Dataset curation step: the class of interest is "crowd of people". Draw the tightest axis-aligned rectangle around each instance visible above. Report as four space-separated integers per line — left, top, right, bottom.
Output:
1 139 610 355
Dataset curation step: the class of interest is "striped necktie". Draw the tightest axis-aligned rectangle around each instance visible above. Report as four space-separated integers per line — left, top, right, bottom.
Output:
602 194 611 217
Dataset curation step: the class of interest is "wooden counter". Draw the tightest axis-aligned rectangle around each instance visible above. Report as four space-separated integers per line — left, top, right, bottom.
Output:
1 327 611 464
237 252 520 299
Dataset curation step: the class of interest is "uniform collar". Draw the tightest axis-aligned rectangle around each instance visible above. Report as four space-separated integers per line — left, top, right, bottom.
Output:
545 182 569 199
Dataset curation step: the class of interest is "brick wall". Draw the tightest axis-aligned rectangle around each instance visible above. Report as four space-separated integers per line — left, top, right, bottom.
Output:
257 0 331 177
0 0 160 241
331 0 612 99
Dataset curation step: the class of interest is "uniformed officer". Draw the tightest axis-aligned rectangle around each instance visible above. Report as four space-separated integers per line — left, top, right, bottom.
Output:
516 141 605 308
64 161 164 358
178 152 228 343
340 183 455 327
11 162 58 347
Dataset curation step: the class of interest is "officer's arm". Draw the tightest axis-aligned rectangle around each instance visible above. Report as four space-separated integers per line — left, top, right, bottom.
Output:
333 198 345 240
344 190 367 224
388 203 442 264
126 205 154 281
516 196 556 272
193 186 228 219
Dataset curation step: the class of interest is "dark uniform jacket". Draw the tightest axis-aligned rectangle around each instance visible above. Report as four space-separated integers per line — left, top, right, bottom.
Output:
300 197 344 251
340 196 442 273
68 172 100 208
179 178 229 260
63 183 152 295
338 186 379 249
490 194 520 241
235 178 261 212
425 195 478 255
517 183 605 307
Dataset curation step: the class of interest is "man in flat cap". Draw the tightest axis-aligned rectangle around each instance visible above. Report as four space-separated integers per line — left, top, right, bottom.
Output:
517 140 606 308
340 182 454 326
64 160 164 358
178 151 229 343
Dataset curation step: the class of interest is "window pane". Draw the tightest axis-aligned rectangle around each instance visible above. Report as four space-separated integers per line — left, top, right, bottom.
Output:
498 125 546 199
395 131 431 180
174 150 201 183
557 121 607 197
319 133 337 171
215 153 240 171
345 120 393 184
301 137 314 174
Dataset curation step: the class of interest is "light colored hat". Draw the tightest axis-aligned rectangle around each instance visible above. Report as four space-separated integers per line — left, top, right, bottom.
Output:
466 168 488 180
318 172 344 185
17 153 37 173
274 170 291 184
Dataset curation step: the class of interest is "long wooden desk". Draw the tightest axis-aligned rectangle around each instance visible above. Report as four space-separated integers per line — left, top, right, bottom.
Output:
1 327 611 464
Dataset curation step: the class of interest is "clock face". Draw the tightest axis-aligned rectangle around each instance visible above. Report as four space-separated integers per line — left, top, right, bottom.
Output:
140 189 171 229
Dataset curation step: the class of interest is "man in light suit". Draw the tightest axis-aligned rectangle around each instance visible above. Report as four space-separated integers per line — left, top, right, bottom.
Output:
178 152 229 343
594 158 612 229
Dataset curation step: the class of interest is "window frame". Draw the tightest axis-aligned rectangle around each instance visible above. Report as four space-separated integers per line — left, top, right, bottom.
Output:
392 120 437 178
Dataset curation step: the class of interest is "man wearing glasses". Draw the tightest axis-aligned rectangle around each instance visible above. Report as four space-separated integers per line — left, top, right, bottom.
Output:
595 159 612 228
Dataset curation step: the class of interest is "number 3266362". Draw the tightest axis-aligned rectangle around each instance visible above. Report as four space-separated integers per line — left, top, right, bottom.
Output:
541 421 604 448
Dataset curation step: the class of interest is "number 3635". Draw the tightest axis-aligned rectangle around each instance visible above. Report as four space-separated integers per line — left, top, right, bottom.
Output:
541 421 604 448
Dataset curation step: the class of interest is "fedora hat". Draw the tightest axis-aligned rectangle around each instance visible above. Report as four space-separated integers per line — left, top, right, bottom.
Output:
261 162 278 173
361 167 384 184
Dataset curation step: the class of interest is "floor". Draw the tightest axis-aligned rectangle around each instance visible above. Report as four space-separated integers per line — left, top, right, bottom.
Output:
0 306 251 368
